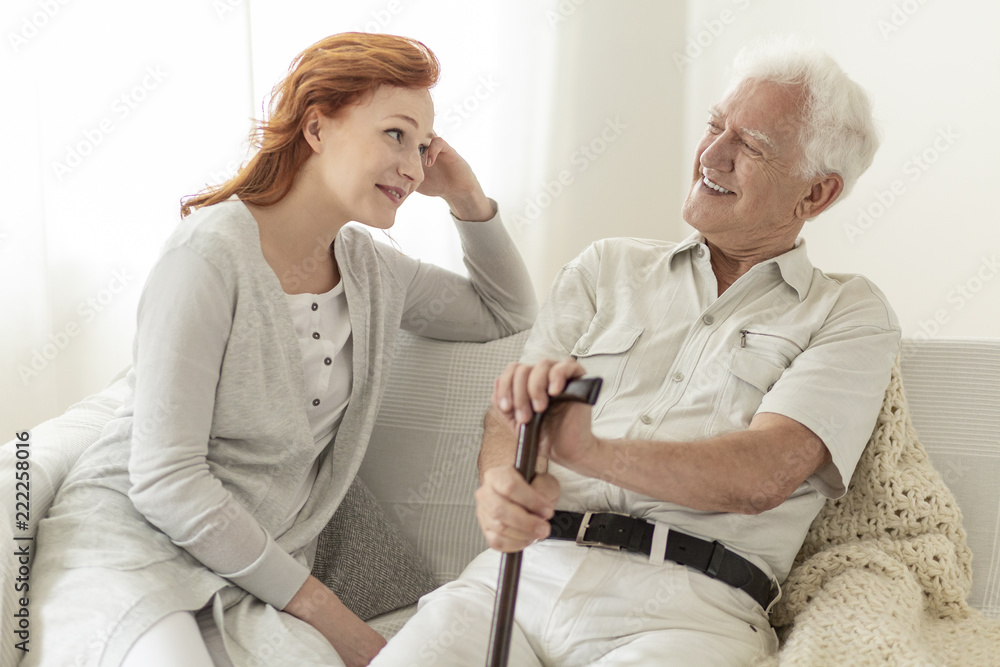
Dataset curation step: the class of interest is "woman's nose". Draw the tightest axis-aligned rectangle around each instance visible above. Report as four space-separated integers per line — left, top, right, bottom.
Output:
399 149 425 184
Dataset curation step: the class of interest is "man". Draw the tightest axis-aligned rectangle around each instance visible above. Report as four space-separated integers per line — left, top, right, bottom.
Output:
372 42 900 666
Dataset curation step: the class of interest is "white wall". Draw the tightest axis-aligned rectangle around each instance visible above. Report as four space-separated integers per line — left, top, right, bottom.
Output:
2 0 255 435
519 1 689 293
4 1 998 437
681 0 1000 340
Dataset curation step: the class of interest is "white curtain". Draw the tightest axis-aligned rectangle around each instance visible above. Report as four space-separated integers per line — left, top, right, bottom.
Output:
1 0 564 436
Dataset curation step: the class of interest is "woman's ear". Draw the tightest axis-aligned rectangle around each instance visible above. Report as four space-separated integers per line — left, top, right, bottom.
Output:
303 109 324 153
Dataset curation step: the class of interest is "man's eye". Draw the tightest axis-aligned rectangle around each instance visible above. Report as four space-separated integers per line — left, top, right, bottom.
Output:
386 129 403 142
707 122 722 134
743 142 762 156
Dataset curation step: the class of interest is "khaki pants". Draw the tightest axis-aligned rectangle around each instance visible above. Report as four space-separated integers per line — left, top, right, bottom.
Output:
373 540 777 666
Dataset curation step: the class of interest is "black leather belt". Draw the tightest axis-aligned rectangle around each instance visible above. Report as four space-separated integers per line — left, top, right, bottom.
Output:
547 510 777 611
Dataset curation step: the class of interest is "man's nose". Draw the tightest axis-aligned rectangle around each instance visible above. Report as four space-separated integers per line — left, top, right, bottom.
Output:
699 132 735 172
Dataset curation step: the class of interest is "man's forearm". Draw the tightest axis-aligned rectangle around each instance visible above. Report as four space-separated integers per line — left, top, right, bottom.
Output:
478 406 517 484
558 413 830 515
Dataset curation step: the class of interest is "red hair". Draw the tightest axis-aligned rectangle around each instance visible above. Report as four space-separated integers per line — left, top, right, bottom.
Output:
181 32 440 216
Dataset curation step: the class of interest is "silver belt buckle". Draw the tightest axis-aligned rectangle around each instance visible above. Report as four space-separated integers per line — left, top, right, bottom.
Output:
575 510 629 550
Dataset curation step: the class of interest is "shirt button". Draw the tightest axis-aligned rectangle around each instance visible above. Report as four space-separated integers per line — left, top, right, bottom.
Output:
672 372 684 382
695 246 705 258
311 303 318 311
312 398 321 406
579 346 590 355
703 314 714 325
312 332 320 340
324 357 332 366
640 415 652 425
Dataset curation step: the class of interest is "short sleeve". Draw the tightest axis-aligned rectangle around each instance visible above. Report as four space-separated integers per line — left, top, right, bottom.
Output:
758 282 901 498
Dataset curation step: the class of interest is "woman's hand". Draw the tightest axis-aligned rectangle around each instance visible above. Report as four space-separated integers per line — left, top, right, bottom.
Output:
416 136 494 221
284 575 386 666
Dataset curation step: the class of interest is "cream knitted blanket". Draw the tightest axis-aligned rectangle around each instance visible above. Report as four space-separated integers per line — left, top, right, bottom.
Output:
758 362 1000 666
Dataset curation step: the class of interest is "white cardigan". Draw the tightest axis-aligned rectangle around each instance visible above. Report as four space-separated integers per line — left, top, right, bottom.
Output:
24 199 536 667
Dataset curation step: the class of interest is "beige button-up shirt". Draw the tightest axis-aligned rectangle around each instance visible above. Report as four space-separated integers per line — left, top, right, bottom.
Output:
521 233 900 582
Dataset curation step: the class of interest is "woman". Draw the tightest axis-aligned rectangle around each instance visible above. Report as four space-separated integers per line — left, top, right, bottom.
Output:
25 33 536 667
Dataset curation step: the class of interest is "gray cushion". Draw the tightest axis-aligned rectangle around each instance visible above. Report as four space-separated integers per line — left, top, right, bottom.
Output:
312 476 438 621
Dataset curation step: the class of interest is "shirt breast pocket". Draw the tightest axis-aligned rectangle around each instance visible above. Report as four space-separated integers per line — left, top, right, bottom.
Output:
571 322 644 419
710 328 805 432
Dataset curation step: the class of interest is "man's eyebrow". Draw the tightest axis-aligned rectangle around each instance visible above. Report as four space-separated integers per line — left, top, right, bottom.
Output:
386 114 434 140
743 128 775 151
707 106 775 151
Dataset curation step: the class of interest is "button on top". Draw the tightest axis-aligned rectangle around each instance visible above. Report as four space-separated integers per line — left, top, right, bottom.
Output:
671 372 685 382
312 332 320 340
640 414 652 425
703 314 714 325
311 303 318 311
312 398 321 406
695 246 705 258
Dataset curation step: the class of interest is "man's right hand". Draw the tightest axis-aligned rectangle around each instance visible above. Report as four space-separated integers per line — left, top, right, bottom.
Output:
475 464 560 552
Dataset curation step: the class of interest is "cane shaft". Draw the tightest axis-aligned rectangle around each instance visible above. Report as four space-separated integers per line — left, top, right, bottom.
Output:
485 378 602 667
486 416 540 667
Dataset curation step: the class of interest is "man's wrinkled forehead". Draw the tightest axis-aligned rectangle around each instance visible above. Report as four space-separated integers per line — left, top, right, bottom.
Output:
712 79 806 151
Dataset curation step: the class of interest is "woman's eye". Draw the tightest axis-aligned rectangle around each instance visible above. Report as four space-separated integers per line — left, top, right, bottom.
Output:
418 144 428 156
386 129 403 142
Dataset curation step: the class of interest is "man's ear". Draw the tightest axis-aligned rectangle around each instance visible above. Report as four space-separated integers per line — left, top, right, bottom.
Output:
303 108 324 154
797 173 844 220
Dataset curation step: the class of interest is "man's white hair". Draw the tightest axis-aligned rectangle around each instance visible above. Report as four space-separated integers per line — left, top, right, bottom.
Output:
726 37 880 198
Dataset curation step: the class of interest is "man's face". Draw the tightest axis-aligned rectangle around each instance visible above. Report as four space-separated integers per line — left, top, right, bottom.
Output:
681 79 816 248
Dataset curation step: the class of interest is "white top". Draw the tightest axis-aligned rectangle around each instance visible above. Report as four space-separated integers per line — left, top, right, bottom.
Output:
278 282 353 535
520 232 901 582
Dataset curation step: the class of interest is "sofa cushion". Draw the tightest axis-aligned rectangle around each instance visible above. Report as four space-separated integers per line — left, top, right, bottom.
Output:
312 476 438 621
899 338 1000 619
359 330 530 586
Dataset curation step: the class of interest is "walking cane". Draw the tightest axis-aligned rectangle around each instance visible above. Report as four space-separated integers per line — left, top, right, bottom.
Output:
485 376 603 667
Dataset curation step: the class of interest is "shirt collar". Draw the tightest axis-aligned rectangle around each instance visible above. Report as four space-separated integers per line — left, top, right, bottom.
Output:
668 231 814 301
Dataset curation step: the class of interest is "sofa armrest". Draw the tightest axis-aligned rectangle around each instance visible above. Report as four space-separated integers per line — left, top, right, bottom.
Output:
900 338 1000 619
1 370 129 666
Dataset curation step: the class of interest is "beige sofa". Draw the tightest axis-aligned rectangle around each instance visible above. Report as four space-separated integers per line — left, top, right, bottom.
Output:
3 332 998 664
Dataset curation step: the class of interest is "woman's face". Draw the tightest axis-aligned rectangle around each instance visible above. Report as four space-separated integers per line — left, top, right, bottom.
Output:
306 85 435 229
